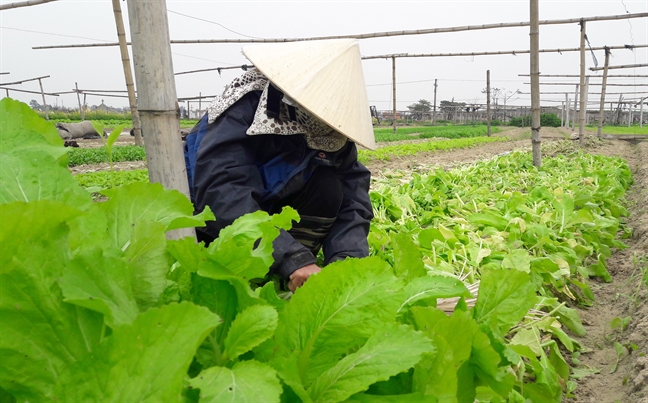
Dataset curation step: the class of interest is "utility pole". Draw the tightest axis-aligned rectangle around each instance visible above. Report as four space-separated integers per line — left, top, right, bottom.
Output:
486 70 491 136
530 0 541 166
126 0 194 240
113 0 143 146
597 47 611 138
432 79 438 126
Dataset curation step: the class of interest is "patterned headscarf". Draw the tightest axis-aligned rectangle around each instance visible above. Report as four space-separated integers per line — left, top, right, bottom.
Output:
207 69 348 152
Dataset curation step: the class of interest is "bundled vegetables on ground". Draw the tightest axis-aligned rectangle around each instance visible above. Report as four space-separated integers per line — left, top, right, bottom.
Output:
0 99 631 402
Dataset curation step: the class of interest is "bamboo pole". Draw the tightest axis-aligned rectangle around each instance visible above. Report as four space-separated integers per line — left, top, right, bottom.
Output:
572 85 579 131
640 98 644 129
37 78 48 120
126 0 194 240
578 20 586 146
175 64 253 76
363 44 648 60
520 74 648 78
524 82 647 86
392 56 397 134
32 12 648 49
487 70 491 136
75 82 83 121
519 91 647 95
597 47 611 138
0 75 50 86
198 92 202 117
0 86 58 96
565 94 570 128
530 0 541 167
616 95 623 125
590 63 648 71
0 73 9 75
561 101 565 127
113 0 143 147
0 0 58 10
432 79 438 126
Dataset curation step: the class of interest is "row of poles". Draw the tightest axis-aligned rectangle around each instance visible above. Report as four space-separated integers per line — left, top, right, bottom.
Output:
3 0 648 237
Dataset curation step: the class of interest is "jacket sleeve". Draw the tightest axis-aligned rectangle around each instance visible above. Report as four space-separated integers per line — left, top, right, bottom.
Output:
193 92 316 280
322 143 374 265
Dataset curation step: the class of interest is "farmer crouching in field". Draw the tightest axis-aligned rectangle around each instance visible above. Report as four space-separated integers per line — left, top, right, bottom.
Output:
184 39 376 292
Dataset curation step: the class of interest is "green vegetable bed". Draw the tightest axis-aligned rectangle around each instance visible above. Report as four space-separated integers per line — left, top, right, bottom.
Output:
0 98 633 403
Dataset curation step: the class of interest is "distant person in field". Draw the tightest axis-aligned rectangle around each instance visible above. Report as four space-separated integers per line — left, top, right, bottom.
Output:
184 39 376 292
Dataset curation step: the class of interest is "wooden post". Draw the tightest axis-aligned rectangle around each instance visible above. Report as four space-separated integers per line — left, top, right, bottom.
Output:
75 82 83 120
616 95 623 125
198 92 202 118
572 85 579 131
597 47 610 138
486 70 491 136
628 102 632 127
392 56 397 133
432 78 437 126
37 78 48 120
565 93 570 128
530 0 541 167
561 101 564 127
578 19 586 146
113 0 143 147
5 89 9 97
126 0 194 240
640 97 644 129
82 93 87 120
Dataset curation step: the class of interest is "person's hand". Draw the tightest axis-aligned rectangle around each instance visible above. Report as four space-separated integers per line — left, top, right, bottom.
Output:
288 264 321 293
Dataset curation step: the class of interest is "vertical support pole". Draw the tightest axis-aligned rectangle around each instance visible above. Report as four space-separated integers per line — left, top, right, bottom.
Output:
391 56 397 134
4 89 8 98
530 0 541 167
82 94 87 120
627 100 632 127
640 97 644 129
565 93 570 128
597 47 610 138
486 70 491 136
126 0 194 240
198 92 202 118
578 19 586 146
561 101 565 127
113 0 143 146
75 82 83 120
432 78 438 126
572 85 579 131
38 78 48 120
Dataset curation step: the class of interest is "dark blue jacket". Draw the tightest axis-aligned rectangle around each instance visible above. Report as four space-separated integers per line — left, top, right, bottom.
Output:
185 91 373 280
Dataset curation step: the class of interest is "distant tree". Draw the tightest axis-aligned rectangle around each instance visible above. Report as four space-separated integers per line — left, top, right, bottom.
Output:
29 99 41 110
406 99 433 120
439 100 466 121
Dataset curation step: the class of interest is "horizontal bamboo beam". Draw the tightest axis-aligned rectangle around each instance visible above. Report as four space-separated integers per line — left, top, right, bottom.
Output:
518 91 647 95
590 63 648 71
523 82 647 86
0 72 10 75
178 95 217 101
0 0 58 10
0 75 50 86
0 86 58 96
175 64 253 76
79 92 129 99
32 12 648 50
363 43 647 60
519 74 648 78
75 89 129 93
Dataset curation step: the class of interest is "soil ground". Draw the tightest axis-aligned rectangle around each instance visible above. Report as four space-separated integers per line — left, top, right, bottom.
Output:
69 126 647 401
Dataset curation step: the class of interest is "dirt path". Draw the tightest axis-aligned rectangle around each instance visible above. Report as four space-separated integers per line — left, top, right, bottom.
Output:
567 140 648 403
364 126 570 175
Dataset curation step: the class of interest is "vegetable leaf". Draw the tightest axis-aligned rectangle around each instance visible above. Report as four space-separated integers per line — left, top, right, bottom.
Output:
223 305 278 361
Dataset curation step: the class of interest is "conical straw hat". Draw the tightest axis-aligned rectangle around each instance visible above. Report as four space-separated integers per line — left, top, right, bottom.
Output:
242 39 376 150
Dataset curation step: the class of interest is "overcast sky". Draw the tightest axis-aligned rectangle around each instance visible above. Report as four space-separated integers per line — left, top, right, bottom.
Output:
0 0 646 113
